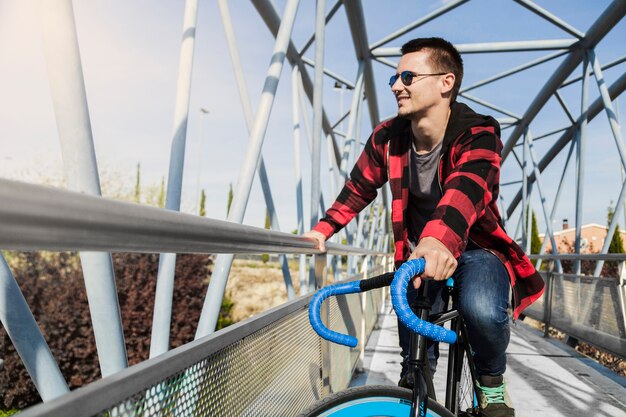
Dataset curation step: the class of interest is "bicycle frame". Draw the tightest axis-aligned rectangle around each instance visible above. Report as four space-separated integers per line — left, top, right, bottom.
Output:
407 280 478 417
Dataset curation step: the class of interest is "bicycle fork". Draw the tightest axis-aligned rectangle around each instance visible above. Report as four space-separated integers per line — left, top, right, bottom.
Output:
408 283 434 417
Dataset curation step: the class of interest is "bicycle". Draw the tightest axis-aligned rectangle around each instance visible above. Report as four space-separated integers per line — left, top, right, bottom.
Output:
300 258 479 417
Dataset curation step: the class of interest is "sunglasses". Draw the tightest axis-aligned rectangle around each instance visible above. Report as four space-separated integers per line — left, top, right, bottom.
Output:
389 71 447 87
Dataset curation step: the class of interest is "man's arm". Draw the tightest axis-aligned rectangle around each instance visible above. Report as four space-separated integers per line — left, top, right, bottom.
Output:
305 131 389 245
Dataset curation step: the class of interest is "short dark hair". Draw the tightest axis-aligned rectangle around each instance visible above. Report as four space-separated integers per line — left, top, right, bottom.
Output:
401 37 463 102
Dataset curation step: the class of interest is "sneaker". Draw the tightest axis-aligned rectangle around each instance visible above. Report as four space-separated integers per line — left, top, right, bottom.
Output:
398 372 414 389
476 375 515 417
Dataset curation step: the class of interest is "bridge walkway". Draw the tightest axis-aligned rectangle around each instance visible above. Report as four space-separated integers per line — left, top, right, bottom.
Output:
351 300 626 417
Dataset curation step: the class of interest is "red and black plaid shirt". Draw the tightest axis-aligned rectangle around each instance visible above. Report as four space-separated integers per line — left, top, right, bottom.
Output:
314 102 544 319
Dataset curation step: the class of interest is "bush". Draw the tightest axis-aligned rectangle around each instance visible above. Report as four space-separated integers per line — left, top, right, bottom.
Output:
0 252 218 410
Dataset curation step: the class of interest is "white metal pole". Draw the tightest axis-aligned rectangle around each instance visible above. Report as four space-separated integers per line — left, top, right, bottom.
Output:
196 0 301 338
39 0 127 375
151 0 199 358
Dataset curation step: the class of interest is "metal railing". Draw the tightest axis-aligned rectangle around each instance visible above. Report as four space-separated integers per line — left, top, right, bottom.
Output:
0 178 392 415
526 254 626 358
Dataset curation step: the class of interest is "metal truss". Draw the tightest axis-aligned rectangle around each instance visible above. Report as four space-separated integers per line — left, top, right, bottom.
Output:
0 0 625 405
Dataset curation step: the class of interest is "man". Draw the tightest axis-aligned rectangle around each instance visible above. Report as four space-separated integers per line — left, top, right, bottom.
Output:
304 37 545 417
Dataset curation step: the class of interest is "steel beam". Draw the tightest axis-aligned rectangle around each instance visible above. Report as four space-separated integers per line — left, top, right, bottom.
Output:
39 0 127 376
151 0 200 359
506 71 626 217
502 0 626 160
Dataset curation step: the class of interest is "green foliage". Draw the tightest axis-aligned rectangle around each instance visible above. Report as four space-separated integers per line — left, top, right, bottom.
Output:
607 204 625 254
226 183 233 217
217 296 234 330
199 189 206 217
158 176 165 208
261 209 270 263
0 409 18 416
134 163 141 203
530 210 541 255
0 252 214 409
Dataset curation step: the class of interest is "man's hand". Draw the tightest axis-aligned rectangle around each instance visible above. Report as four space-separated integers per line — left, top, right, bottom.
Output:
408 237 457 288
302 230 327 252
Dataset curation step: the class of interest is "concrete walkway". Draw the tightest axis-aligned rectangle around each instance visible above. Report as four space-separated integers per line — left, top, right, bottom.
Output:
350 302 626 417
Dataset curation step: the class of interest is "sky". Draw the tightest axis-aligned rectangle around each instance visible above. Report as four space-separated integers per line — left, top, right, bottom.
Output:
0 0 625 239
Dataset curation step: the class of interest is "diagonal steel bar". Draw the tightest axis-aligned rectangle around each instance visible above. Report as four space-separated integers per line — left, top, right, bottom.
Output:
369 0 469 50
39 0 127 376
196 0 300 338
299 0 342 56
459 93 521 119
536 140 575 272
502 0 626 160
342 0 380 126
513 0 585 38
460 51 567 93
217 0 294 299
506 70 626 217
151 0 200 359
525 131 562 272
251 0 342 167
561 55 626 88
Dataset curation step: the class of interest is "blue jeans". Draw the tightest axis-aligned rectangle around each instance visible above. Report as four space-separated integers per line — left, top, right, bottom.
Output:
398 249 511 377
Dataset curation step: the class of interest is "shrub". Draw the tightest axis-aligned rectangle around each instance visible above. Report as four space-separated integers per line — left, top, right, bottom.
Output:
0 252 216 409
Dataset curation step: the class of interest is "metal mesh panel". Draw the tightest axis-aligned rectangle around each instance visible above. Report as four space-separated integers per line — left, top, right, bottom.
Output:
327 287 384 392
96 309 324 417
551 273 625 338
328 292 361 391
524 272 625 357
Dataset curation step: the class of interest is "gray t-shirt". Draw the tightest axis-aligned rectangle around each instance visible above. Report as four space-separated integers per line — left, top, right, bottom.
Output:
408 140 443 245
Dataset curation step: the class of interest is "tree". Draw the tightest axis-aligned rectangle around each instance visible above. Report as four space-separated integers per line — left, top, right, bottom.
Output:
226 183 233 217
199 189 206 217
134 163 141 203
530 209 541 255
607 204 625 254
158 176 165 208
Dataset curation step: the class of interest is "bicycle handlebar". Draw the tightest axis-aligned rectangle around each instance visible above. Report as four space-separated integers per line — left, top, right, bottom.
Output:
309 281 361 347
391 259 457 344
308 259 457 347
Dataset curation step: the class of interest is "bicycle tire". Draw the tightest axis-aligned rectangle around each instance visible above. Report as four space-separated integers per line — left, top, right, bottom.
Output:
297 385 454 417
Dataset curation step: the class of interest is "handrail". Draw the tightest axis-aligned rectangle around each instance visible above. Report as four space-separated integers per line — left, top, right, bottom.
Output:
0 178 382 256
528 254 626 261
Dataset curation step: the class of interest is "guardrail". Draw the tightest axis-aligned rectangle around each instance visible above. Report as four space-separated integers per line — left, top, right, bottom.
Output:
0 178 393 415
526 254 626 359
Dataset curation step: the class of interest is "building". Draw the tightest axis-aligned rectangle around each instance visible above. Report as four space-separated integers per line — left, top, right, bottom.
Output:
540 220 626 254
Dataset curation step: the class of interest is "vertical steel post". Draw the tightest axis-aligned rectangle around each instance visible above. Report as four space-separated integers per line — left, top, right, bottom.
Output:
308 0 328 291
521 129 529 252
586 50 626 275
339 61 365 180
218 0 294 299
0 257 69 400
525 132 562 272
291 67 307 294
537 140 576 272
39 0 127 375
575 57 590 275
150 0 199 358
196 0 301 338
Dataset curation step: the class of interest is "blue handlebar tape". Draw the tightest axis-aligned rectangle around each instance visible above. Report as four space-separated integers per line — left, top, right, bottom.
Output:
390 259 457 344
309 281 361 347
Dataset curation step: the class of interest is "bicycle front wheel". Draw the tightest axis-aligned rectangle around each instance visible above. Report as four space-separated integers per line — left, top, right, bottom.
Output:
297 385 454 417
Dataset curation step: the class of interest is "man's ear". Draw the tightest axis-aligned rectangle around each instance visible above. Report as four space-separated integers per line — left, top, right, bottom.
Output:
441 73 455 96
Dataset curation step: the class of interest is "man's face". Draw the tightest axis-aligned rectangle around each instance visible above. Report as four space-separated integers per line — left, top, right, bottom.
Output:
391 50 448 119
